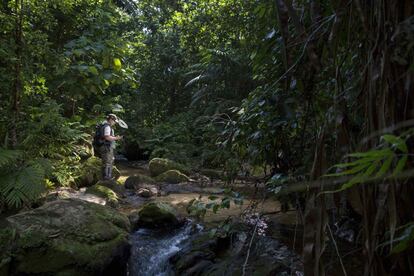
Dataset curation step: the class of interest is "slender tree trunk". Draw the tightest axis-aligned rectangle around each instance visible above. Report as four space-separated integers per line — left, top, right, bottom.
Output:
10 0 23 148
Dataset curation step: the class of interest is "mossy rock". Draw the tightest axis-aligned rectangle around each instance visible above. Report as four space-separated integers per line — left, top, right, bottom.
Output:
76 156 101 187
86 184 119 207
124 174 156 189
138 202 179 228
4 199 130 275
96 180 126 198
149 158 190 177
155 169 190 184
0 227 15 275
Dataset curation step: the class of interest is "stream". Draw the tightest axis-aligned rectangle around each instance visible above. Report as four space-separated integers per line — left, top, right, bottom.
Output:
120 162 304 276
128 221 202 275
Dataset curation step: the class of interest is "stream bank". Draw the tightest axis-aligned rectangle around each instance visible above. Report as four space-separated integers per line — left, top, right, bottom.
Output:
0 159 303 276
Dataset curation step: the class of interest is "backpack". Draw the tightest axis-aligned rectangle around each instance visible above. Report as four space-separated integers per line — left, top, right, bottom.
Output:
92 123 110 152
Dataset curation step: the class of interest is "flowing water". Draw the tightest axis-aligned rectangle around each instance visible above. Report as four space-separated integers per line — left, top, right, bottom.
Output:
128 221 202 276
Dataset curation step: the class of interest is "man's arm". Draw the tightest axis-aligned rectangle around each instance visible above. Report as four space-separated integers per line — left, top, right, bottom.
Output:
104 135 122 141
103 125 122 141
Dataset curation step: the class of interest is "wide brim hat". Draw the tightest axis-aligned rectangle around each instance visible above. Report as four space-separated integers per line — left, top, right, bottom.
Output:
107 113 128 129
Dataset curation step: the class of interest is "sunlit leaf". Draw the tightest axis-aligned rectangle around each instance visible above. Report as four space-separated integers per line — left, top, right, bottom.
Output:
113 58 122 71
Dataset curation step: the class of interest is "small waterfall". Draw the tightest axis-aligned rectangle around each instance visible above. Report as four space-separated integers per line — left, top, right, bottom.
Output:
128 221 201 276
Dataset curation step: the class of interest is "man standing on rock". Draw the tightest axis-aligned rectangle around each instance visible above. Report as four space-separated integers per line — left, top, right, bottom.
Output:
99 114 124 180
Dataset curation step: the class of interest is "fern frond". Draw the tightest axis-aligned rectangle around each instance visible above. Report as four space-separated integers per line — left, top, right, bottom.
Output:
0 164 46 208
0 148 23 166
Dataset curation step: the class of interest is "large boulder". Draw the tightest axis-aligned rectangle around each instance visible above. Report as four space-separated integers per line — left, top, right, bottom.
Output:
155 170 190 184
124 174 156 189
96 180 126 198
138 202 179 228
0 199 131 276
149 158 190 177
86 184 119 207
171 226 303 275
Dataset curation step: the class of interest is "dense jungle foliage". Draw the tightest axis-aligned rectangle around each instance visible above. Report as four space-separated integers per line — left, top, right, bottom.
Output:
1 0 413 275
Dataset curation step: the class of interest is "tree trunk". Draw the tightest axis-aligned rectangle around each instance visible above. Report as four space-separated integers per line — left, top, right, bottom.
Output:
10 0 23 149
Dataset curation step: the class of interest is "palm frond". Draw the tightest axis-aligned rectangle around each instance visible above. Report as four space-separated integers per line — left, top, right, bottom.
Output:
0 148 23 166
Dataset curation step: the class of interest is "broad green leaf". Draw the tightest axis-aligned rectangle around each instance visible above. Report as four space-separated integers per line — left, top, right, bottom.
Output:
393 156 407 176
113 58 122 71
347 148 392 158
391 224 414 254
89 66 99 76
334 157 381 168
376 154 393 177
338 175 364 192
363 162 378 178
382 134 408 153
325 162 371 177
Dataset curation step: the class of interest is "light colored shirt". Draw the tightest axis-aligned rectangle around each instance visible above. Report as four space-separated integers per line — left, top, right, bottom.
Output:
103 123 115 148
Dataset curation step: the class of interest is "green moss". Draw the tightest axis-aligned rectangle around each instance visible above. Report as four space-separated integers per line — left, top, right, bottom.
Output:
96 180 125 197
138 202 179 227
86 185 118 206
155 169 190 184
149 158 190 177
5 199 130 275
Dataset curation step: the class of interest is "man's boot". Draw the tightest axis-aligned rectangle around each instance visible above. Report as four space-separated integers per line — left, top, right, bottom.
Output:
108 166 113 180
103 165 113 180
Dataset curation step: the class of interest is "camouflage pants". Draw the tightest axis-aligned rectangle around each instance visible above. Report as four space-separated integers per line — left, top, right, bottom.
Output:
99 145 114 180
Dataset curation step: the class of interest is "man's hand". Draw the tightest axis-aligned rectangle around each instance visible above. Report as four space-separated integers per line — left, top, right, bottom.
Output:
115 135 123 141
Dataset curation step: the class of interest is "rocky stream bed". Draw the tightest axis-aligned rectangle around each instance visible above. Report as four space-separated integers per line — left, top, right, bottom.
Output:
0 158 304 276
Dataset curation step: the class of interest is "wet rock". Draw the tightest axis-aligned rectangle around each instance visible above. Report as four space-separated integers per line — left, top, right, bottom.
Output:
155 170 190 184
124 174 156 189
45 187 76 202
97 180 126 198
86 184 119 207
149 158 190 177
128 211 140 231
138 202 180 228
182 260 214 276
1 199 130 276
171 224 303 276
137 188 152 198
